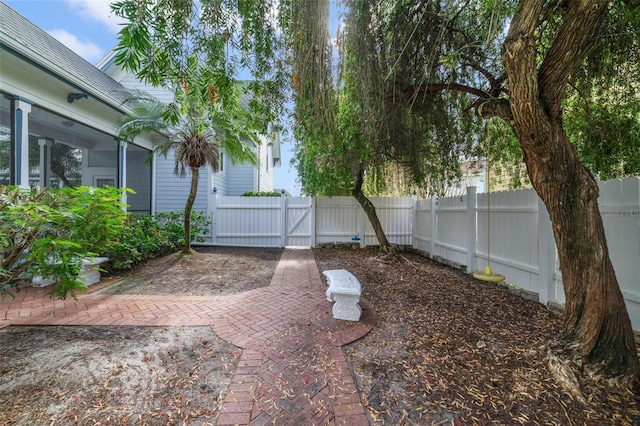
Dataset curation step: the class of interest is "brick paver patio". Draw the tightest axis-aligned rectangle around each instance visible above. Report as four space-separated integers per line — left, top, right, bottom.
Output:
0 247 376 425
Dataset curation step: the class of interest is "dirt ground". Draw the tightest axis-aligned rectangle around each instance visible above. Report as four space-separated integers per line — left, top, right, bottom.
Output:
0 246 282 426
99 246 283 296
1 246 639 425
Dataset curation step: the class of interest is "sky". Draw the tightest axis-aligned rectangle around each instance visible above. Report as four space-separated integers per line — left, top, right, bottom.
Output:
4 0 301 195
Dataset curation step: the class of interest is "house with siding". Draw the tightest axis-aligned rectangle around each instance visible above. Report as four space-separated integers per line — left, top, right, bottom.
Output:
0 1 280 219
97 51 281 214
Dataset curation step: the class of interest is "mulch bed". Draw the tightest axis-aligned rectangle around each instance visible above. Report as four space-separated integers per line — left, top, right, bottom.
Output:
313 247 640 425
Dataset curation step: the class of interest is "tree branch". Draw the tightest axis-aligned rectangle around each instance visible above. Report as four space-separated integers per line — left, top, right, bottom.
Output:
459 55 505 93
474 97 513 121
407 82 490 100
538 0 608 117
402 82 513 121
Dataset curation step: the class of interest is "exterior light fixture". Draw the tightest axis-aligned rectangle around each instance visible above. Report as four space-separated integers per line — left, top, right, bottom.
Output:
67 93 88 104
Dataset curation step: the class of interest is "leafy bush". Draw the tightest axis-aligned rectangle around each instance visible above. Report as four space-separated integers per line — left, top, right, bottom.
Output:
241 190 283 197
104 211 210 271
1 185 128 299
1 186 209 298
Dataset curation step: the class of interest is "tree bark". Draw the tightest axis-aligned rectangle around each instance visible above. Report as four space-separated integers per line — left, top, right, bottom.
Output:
50 160 75 188
503 0 640 391
182 167 199 255
352 164 395 253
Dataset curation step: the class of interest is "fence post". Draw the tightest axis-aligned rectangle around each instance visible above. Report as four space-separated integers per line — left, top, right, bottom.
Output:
537 197 555 306
430 194 437 258
412 192 418 250
280 194 288 248
358 199 366 247
211 190 218 245
310 196 316 248
466 186 477 273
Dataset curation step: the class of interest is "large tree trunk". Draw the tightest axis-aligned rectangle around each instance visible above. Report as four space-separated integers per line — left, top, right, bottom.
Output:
502 0 640 392
352 164 394 253
182 167 199 255
515 116 639 392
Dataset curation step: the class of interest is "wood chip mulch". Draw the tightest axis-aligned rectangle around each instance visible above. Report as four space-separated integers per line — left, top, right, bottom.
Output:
313 247 640 425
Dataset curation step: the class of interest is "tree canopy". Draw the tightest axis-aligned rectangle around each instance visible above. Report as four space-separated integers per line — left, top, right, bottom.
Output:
112 0 640 391
112 0 287 133
292 0 640 391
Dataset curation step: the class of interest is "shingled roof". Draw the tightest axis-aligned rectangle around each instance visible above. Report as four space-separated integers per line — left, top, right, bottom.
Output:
0 1 130 111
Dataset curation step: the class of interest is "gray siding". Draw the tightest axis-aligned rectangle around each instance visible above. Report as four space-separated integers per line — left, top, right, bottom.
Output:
226 161 255 196
118 74 175 104
211 154 229 195
154 151 208 214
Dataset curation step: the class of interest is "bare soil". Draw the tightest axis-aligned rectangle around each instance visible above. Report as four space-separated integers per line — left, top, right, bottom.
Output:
0 246 282 426
1 326 237 425
99 246 283 296
1 246 639 425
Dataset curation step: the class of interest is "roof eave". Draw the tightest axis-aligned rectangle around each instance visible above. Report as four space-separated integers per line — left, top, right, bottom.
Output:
0 36 130 115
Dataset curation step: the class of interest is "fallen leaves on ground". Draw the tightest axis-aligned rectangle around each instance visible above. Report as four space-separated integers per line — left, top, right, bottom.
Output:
313 247 640 425
0 326 238 425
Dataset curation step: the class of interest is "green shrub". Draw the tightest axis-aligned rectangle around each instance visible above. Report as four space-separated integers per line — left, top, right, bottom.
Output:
0 186 209 298
103 211 210 271
241 190 283 197
1 185 128 299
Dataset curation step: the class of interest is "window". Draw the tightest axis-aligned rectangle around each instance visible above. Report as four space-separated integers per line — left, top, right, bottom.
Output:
28 106 117 189
94 176 116 187
217 151 224 173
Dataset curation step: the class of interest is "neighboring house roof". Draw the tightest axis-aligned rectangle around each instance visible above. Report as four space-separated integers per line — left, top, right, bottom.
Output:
0 1 130 112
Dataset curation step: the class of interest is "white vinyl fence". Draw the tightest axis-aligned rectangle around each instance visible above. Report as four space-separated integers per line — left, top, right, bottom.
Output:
208 195 413 248
203 177 640 331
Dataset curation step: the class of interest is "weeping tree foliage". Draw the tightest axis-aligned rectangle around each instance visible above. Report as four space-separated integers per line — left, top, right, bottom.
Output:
485 0 640 186
563 15 640 181
280 0 344 198
331 0 640 393
339 0 486 196
286 0 483 252
111 0 286 130
284 0 402 251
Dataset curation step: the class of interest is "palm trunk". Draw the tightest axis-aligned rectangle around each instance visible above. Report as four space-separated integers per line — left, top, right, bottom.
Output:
182 167 199 255
352 164 394 253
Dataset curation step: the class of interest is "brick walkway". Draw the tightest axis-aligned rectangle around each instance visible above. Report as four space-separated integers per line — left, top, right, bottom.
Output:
0 247 376 425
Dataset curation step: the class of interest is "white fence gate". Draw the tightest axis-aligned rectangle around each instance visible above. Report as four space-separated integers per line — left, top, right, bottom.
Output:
208 195 413 248
203 177 640 331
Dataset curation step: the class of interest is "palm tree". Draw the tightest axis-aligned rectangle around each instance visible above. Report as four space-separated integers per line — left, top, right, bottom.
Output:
116 86 258 255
